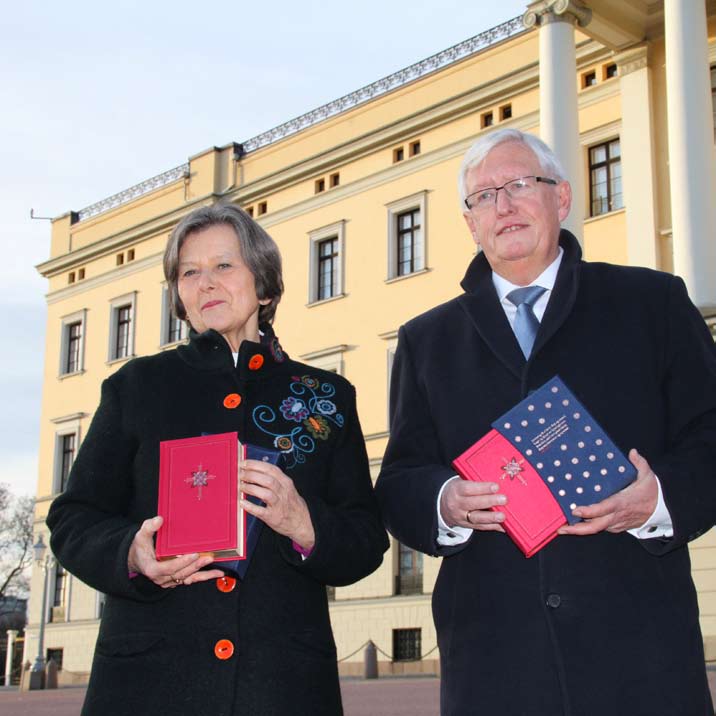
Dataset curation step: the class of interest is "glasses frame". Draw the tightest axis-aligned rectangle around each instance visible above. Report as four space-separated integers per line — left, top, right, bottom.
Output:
464 175 558 211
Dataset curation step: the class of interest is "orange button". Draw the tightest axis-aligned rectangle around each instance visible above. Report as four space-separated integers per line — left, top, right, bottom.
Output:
223 393 241 409
214 639 234 660
216 576 237 593
248 354 264 371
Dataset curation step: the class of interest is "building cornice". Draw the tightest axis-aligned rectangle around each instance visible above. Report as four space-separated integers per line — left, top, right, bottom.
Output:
523 0 592 29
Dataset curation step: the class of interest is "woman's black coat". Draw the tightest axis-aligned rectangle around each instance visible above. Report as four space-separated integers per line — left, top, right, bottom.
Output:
47 328 388 716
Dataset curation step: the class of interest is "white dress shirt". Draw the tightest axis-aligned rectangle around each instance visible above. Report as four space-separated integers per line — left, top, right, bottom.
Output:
436 249 673 545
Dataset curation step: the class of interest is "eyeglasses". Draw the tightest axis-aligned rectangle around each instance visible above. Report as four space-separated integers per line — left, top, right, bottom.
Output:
464 175 558 212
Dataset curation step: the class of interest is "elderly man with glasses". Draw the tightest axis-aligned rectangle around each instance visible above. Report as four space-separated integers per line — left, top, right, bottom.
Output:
377 128 716 716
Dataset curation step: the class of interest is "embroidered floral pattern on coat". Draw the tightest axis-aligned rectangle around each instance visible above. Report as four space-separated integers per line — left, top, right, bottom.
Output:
252 375 344 467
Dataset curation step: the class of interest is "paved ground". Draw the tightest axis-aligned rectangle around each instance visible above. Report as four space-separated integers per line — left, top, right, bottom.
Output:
1 669 714 715
0 677 440 716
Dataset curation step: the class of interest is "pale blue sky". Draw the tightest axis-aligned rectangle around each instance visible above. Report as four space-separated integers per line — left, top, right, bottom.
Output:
1 0 527 496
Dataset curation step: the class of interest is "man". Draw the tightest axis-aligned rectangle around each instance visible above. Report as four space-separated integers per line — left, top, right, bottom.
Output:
376 128 716 716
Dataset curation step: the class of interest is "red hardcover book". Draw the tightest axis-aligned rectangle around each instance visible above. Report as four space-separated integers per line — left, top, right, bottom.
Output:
452 429 566 557
156 432 246 561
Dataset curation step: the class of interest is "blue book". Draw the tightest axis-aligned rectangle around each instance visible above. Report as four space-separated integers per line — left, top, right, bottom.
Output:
493 377 636 524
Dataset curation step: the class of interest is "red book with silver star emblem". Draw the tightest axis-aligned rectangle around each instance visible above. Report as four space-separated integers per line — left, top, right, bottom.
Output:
453 376 636 557
453 429 566 557
156 431 246 561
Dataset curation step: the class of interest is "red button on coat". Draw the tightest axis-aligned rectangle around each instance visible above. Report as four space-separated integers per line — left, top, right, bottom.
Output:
216 576 237 593
223 393 241 409
248 354 264 371
214 639 234 660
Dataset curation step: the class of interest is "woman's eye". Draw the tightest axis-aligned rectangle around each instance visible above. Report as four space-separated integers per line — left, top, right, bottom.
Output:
217 263 232 270
181 269 197 278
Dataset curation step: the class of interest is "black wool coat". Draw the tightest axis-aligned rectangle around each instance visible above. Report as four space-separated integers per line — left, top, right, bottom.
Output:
376 231 716 716
47 327 388 716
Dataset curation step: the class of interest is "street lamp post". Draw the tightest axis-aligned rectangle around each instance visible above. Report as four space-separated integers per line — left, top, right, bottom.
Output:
29 534 54 690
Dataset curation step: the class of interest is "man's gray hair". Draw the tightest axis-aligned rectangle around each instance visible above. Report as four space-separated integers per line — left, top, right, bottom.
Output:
163 203 284 327
458 128 567 208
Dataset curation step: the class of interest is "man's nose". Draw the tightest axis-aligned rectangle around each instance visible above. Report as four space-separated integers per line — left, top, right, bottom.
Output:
495 187 515 214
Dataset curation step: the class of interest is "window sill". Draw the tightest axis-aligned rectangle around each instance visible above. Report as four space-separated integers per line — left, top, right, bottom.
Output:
584 206 625 224
385 268 431 285
159 338 189 351
106 354 134 367
57 369 85 380
306 293 346 308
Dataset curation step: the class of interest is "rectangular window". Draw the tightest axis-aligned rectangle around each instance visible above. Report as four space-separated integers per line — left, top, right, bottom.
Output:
317 238 339 301
116 253 124 266
308 221 346 305
65 322 82 374
161 285 187 346
589 139 623 216
500 104 512 120
51 564 66 615
115 305 131 359
78 267 85 280
711 66 716 140
127 248 135 261
393 146 405 163
396 208 421 276
59 433 76 492
60 311 86 376
258 201 267 215
68 272 75 284
46 648 63 670
393 628 421 662
604 63 618 80
582 70 597 88
109 293 136 362
329 172 340 188
395 542 423 595
409 140 421 157
481 111 493 128
315 178 326 193
386 192 427 280
246 206 254 217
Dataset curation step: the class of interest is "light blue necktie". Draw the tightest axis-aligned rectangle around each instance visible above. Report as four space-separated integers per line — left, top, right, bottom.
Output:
507 286 546 359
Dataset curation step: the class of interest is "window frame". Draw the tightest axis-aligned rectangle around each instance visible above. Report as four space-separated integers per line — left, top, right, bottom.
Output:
160 284 188 347
308 221 346 305
588 138 623 217
386 192 427 280
392 628 422 662
108 292 136 363
50 413 84 494
58 310 87 377
299 344 347 376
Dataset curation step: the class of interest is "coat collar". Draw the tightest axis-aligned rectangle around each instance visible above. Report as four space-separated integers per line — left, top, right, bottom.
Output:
457 230 582 378
176 323 289 378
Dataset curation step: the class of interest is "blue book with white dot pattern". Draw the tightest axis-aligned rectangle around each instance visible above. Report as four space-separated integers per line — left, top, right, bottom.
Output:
493 376 636 525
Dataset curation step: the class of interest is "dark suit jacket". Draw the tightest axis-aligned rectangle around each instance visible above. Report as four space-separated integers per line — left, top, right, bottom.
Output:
47 327 388 716
377 231 716 716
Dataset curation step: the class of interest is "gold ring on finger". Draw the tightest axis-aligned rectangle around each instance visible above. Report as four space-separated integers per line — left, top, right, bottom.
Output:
466 510 473 524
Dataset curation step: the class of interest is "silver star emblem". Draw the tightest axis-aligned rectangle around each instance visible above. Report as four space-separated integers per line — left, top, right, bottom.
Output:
501 457 527 485
185 464 215 500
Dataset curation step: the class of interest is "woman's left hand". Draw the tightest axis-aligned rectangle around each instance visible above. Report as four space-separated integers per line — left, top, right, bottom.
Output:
239 459 315 551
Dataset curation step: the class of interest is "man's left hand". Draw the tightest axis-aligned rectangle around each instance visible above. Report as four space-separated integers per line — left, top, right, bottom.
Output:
558 449 658 535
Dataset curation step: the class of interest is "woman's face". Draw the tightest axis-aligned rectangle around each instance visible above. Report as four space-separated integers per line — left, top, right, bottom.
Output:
177 224 269 351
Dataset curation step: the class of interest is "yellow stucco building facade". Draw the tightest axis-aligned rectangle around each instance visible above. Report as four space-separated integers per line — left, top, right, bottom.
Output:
27 1 716 683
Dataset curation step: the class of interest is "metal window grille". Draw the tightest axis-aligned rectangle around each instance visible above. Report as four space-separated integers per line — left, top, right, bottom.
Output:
393 628 421 662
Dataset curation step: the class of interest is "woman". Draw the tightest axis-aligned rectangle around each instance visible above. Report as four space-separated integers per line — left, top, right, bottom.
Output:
47 203 388 716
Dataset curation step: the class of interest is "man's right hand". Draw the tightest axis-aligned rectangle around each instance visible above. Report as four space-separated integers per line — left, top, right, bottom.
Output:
440 479 507 532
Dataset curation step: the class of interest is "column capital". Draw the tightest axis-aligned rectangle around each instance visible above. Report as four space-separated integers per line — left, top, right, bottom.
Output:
523 0 592 29
613 44 650 77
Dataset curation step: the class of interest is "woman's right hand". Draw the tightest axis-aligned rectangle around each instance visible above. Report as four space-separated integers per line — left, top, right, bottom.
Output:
127 516 225 588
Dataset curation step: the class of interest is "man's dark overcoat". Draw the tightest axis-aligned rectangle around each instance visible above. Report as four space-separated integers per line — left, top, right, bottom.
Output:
48 327 388 716
376 231 716 716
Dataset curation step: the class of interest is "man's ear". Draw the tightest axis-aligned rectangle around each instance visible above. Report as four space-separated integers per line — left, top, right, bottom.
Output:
463 211 480 246
557 180 572 223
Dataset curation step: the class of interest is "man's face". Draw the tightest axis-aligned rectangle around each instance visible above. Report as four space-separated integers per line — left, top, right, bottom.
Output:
462 141 572 284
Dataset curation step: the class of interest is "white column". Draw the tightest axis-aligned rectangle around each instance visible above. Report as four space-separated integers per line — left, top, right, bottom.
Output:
664 0 716 309
615 44 659 269
5 630 17 686
524 1 591 243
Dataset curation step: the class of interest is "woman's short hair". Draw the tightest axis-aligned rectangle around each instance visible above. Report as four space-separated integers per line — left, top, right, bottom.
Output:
163 203 284 326
457 128 567 208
